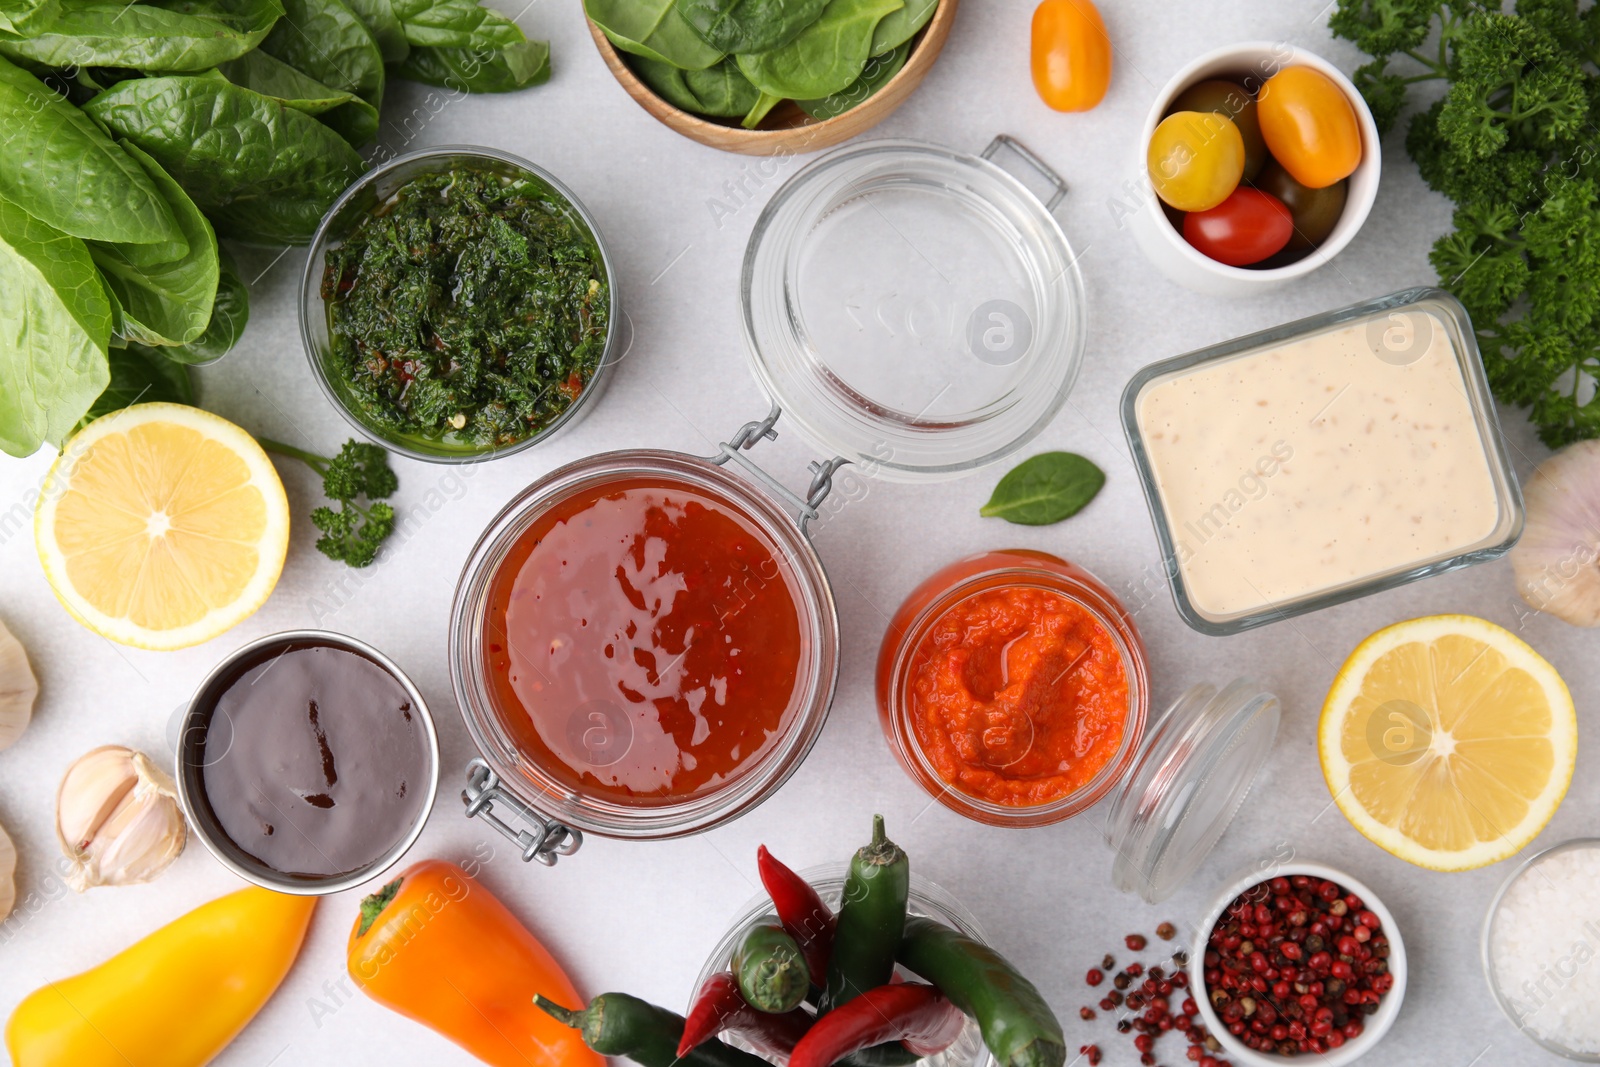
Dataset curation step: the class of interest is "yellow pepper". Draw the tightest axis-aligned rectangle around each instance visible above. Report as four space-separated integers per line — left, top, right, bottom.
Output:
6 885 315 1067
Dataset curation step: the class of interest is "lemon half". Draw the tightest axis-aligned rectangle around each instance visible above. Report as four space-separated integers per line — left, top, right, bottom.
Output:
35 403 290 650
1319 615 1576 872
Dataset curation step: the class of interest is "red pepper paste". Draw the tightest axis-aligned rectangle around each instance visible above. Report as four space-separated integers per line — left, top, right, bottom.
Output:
908 586 1128 807
483 476 803 803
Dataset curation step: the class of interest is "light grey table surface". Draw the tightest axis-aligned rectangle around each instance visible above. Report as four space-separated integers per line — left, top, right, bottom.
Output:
0 1 1591 1065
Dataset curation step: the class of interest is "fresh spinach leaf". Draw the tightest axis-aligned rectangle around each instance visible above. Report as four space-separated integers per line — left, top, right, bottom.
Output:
260 0 384 109
342 0 406 61
0 55 178 246
0 0 283 72
219 48 378 143
0 0 60 35
159 248 248 363
0 195 112 457
797 37 906 119
85 73 365 244
632 52 756 117
389 0 514 47
736 0 902 100
740 89 777 127
89 142 218 347
586 0 722 70
868 0 931 55
980 451 1105 525
675 0 826 55
78 343 194 428
394 34 547 91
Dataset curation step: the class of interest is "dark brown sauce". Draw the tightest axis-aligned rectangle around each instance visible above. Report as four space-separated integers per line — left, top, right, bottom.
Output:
199 643 430 878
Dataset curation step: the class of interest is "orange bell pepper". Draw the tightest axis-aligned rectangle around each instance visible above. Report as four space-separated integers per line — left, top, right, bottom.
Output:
347 858 601 1067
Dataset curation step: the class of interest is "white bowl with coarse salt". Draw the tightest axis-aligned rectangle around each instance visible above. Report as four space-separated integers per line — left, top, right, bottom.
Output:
1483 838 1600 1061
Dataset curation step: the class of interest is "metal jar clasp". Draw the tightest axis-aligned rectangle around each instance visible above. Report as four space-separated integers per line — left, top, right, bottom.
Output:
709 403 848 538
462 759 583 866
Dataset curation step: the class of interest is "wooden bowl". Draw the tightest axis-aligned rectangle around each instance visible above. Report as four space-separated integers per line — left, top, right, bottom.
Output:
588 0 958 155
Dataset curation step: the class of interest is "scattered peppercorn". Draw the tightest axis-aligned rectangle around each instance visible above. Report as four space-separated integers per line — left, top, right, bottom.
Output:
1081 1006 1097 1021
1127 933 1149 951
1157 921 1177 940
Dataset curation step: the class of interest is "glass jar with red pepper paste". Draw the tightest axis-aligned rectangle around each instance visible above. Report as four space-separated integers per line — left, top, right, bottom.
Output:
879 550 1283 902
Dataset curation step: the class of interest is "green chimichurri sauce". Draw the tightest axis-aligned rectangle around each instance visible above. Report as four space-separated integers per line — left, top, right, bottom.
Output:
322 166 610 450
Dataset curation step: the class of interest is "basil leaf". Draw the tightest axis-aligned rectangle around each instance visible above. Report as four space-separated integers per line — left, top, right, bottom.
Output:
736 0 903 100
89 142 218 347
980 451 1105 526
394 35 548 92
342 0 407 61
84 74 365 244
0 195 112 457
78 343 194 428
797 38 906 119
586 0 723 70
0 55 178 246
675 0 828 55
159 249 249 364
868 0 932 55
0 0 283 72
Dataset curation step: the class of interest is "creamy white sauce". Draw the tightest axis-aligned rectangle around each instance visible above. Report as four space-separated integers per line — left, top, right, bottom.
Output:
1136 309 1504 621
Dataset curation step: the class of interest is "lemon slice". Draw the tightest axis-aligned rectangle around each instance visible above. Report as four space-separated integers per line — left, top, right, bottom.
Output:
35 403 290 650
1319 615 1576 871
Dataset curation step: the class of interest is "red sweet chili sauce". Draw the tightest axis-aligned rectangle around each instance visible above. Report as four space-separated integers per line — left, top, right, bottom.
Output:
483 476 804 804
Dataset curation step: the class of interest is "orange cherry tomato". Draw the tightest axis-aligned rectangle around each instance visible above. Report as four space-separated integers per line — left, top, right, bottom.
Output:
1147 110 1245 213
1256 66 1362 189
1030 0 1112 112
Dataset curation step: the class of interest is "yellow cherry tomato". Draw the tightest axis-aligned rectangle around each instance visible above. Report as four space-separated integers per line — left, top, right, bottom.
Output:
1147 110 1245 212
1256 66 1362 189
1030 0 1112 112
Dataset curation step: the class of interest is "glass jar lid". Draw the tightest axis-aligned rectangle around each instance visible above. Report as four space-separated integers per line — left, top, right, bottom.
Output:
742 137 1087 480
1103 679 1281 903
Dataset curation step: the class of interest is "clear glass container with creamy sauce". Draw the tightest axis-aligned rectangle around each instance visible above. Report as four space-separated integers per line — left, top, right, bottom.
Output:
878 551 1280 902
1121 288 1524 635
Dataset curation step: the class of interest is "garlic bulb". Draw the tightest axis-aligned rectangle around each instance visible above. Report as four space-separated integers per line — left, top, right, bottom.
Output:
1512 441 1600 627
0 618 37 750
0 820 15 920
56 745 186 891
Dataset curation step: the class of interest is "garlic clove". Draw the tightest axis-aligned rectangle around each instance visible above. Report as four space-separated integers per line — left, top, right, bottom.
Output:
0 820 14 920
56 745 187 891
1511 440 1600 627
0 618 37 751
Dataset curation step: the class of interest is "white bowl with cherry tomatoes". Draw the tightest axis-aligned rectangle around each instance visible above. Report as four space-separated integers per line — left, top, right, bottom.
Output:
1129 41 1380 296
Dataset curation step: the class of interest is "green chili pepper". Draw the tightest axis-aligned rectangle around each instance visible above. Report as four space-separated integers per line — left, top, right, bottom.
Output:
896 917 1066 1067
820 814 909 1014
535 993 773 1067
734 922 810 1014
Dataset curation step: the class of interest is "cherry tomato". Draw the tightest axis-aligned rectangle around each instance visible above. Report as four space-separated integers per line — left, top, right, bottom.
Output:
1169 79 1266 181
1147 110 1244 213
1182 187 1293 266
1251 160 1347 252
1256 66 1361 189
1030 0 1112 112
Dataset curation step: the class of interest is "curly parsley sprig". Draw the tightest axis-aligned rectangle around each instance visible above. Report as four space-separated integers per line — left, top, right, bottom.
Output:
261 438 398 567
1331 0 1600 446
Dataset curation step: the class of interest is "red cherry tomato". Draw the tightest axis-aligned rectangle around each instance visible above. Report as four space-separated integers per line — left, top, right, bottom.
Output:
1182 187 1294 266
1030 0 1112 112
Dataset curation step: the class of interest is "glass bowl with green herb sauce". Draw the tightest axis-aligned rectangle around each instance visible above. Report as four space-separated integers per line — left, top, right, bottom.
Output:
300 147 618 462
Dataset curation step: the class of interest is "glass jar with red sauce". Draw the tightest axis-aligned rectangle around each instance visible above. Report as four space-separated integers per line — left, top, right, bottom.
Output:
450 445 840 860
878 550 1283 902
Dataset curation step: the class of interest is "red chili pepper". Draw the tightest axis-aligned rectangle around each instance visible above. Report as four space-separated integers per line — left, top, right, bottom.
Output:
677 970 813 1059
789 984 964 1067
757 846 836 986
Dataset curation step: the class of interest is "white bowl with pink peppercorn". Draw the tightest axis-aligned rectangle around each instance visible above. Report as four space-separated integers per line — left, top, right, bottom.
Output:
1188 862 1408 1067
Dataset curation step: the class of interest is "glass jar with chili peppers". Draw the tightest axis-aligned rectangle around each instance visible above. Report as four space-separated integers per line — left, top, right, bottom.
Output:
695 864 997 1067
877 550 1282 902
